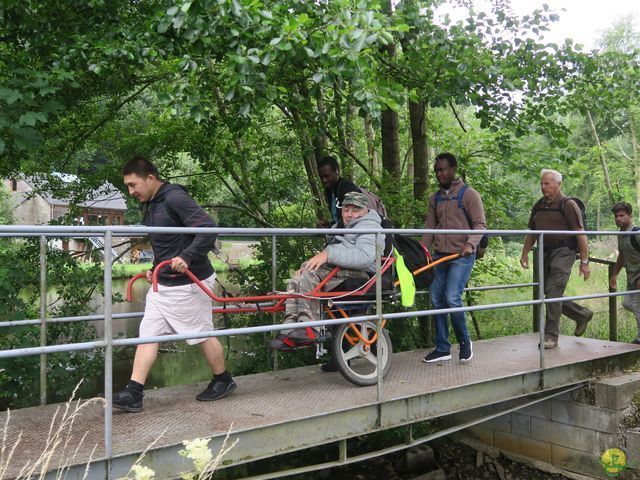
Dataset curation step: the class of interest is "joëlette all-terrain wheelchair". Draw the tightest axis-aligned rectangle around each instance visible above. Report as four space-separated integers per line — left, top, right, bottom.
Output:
127 239 457 387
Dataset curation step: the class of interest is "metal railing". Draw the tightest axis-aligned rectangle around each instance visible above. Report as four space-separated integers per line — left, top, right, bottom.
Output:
1 224 639 479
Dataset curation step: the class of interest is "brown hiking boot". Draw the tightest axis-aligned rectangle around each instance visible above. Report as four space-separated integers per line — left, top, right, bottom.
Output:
574 311 593 337
539 335 558 349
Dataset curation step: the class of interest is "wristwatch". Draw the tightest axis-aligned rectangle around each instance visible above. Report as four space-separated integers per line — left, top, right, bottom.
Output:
580 259 589 265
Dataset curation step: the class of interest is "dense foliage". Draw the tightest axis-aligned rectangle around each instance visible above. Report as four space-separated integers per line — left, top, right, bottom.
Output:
2 1 640 406
0 240 110 409
5 0 640 227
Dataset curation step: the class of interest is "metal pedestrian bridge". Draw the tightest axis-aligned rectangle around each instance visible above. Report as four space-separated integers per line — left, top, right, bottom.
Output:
2 224 640 479
2 334 639 479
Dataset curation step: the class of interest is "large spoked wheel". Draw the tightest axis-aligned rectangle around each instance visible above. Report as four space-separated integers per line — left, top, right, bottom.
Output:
332 321 392 387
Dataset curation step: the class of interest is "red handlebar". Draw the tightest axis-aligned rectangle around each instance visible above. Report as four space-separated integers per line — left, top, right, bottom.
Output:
126 273 148 301
151 260 294 303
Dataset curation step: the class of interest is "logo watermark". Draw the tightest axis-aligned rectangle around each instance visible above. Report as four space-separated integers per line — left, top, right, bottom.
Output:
600 448 630 477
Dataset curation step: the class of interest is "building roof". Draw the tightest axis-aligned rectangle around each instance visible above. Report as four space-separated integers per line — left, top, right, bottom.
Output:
20 177 127 211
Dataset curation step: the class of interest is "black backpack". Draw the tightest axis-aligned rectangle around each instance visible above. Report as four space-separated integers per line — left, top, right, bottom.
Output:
434 184 489 259
630 226 640 253
393 234 433 288
530 196 587 230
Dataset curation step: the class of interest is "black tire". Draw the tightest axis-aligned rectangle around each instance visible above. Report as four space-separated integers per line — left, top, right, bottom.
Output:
332 320 392 387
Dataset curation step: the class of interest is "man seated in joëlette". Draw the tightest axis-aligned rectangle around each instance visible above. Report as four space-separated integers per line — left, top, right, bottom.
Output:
270 192 385 349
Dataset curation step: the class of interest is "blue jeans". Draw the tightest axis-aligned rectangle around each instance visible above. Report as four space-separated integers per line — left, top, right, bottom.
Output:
430 252 475 353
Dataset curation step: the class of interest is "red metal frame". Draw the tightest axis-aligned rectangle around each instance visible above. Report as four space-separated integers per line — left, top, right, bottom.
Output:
126 257 397 314
126 253 461 315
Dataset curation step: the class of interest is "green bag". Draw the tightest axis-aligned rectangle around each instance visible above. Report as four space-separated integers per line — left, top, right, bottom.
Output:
394 248 416 307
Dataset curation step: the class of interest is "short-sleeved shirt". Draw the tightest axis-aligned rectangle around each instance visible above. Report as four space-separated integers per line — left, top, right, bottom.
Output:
618 224 640 287
528 195 583 246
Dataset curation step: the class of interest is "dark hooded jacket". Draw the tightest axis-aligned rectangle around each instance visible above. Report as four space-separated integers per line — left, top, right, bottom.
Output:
143 182 216 286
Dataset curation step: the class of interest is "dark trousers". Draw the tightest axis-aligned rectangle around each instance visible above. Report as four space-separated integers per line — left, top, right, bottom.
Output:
543 246 592 339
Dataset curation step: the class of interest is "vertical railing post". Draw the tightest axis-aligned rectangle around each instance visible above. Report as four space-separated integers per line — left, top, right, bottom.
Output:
39 235 47 406
537 233 545 371
375 232 384 403
532 247 540 333
103 232 113 479
608 263 618 341
339 439 347 463
271 235 279 371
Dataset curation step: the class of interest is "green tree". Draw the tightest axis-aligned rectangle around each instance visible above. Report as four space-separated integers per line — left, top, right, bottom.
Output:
0 182 14 224
0 240 112 409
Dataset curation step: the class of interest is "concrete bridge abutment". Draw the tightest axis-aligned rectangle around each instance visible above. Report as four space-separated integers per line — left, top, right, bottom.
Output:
452 371 640 478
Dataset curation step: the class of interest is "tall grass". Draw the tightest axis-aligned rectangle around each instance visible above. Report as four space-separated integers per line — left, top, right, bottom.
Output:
0 383 101 480
1 382 236 480
470 254 639 343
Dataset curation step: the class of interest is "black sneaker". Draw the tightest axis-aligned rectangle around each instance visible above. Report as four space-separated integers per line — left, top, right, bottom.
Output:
197 378 237 401
422 350 452 363
113 389 144 413
459 339 473 362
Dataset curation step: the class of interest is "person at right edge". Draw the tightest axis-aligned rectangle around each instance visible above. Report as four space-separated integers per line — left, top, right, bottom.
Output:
609 202 640 345
421 153 486 363
520 169 593 350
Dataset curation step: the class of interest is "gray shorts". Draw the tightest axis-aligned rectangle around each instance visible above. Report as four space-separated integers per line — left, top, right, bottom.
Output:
139 274 215 345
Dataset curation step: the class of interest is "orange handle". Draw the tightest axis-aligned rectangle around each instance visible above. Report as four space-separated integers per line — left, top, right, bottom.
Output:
393 253 460 287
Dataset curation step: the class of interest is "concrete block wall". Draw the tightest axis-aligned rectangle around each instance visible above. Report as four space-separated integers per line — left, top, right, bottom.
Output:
449 372 640 478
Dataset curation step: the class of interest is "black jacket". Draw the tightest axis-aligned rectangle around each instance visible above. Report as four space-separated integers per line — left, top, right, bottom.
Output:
143 182 216 286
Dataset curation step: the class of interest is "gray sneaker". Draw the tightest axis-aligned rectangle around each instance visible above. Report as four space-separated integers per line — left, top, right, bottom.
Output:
574 311 593 337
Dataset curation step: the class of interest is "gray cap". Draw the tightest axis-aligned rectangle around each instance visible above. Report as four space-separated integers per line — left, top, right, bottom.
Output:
343 191 369 209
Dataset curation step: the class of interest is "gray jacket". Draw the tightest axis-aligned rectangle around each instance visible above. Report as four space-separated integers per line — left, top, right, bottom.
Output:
325 210 385 273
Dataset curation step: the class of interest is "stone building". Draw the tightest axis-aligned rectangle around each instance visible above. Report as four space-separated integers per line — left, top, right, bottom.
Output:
4 177 130 260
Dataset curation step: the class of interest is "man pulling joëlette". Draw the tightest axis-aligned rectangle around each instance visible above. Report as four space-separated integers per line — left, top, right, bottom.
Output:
114 156 236 413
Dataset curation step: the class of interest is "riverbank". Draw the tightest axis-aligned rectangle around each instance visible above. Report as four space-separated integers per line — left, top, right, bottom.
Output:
89 239 260 278
106 257 259 278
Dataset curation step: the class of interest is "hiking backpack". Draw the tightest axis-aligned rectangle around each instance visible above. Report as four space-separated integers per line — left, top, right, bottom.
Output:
359 186 388 220
529 196 587 242
392 234 433 288
434 184 489 259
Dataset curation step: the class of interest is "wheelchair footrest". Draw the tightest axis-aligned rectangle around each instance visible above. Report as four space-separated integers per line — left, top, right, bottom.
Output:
269 327 331 351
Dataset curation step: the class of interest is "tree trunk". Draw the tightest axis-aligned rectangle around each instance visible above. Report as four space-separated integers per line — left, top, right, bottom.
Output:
345 103 356 175
289 108 326 222
629 110 640 218
381 108 401 177
334 89 354 178
380 0 401 178
364 114 379 177
301 130 327 222
586 110 614 205
312 89 327 164
409 99 428 200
